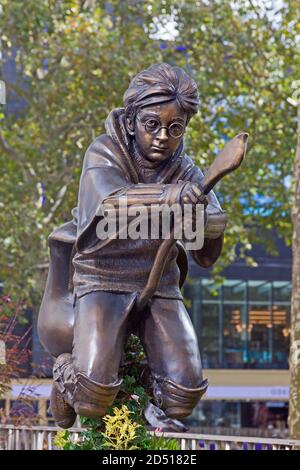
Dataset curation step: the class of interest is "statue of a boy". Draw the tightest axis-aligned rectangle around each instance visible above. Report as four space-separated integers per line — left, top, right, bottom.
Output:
38 63 242 429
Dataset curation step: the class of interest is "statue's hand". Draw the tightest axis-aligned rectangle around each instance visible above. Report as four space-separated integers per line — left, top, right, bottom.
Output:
176 182 208 234
180 182 208 208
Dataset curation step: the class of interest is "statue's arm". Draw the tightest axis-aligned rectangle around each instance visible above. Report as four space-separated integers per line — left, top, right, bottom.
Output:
191 234 224 268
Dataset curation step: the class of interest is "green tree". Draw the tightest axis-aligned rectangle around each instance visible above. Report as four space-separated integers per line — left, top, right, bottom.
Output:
0 0 164 302
156 0 298 267
1 0 298 295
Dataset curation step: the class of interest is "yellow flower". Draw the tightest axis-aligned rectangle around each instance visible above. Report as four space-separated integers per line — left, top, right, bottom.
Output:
101 405 141 450
53 430 69 449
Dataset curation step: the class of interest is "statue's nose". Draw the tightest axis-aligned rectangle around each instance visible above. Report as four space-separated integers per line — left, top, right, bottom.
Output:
156 127 168 142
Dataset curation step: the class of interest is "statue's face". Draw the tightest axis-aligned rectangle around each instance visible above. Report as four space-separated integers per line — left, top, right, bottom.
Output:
134 100 187 163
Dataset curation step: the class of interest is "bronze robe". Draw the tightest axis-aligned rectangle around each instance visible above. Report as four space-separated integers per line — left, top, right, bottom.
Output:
38 108 225 357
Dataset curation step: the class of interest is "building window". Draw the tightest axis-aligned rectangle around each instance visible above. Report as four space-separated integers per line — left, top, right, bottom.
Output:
190 400 241 429
185 279 291 369
188 400 288 434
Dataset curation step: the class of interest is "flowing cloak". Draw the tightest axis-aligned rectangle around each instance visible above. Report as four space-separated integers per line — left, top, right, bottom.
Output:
38 108 225 355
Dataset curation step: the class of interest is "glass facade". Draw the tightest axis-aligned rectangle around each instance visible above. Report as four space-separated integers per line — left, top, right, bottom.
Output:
190 401 241 429
184 279 291 369
189 400 288 435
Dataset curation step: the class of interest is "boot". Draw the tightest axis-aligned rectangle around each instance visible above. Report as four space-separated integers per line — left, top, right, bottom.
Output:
51 353 77 429
50 381 77 429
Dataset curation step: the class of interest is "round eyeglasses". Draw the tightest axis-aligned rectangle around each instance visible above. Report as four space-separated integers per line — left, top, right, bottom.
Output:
136 116 185 139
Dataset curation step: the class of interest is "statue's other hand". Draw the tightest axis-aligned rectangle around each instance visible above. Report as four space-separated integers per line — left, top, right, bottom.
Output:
204 209 227 240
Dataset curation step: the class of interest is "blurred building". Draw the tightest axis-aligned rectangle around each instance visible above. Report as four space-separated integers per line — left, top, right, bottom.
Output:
184 236 291 435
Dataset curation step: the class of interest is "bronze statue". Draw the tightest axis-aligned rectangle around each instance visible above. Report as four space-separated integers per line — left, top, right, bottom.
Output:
38 63 248 429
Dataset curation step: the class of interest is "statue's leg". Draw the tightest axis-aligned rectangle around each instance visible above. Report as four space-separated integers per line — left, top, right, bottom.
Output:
139 297 208 419
51 290 136 426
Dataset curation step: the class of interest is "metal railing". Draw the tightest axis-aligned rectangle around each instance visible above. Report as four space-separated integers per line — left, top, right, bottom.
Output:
192 426 289 439
0 425 300 450
0 425 81 450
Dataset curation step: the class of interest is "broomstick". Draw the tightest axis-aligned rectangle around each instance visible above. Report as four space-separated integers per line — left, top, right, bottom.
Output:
135 132 249 312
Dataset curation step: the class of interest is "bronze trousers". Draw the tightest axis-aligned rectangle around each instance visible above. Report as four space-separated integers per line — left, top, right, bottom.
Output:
70 290 203 388
48 290 205 418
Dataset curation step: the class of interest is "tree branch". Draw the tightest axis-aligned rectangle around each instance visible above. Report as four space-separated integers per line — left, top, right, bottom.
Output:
0 132 30 182
43 184 68 225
